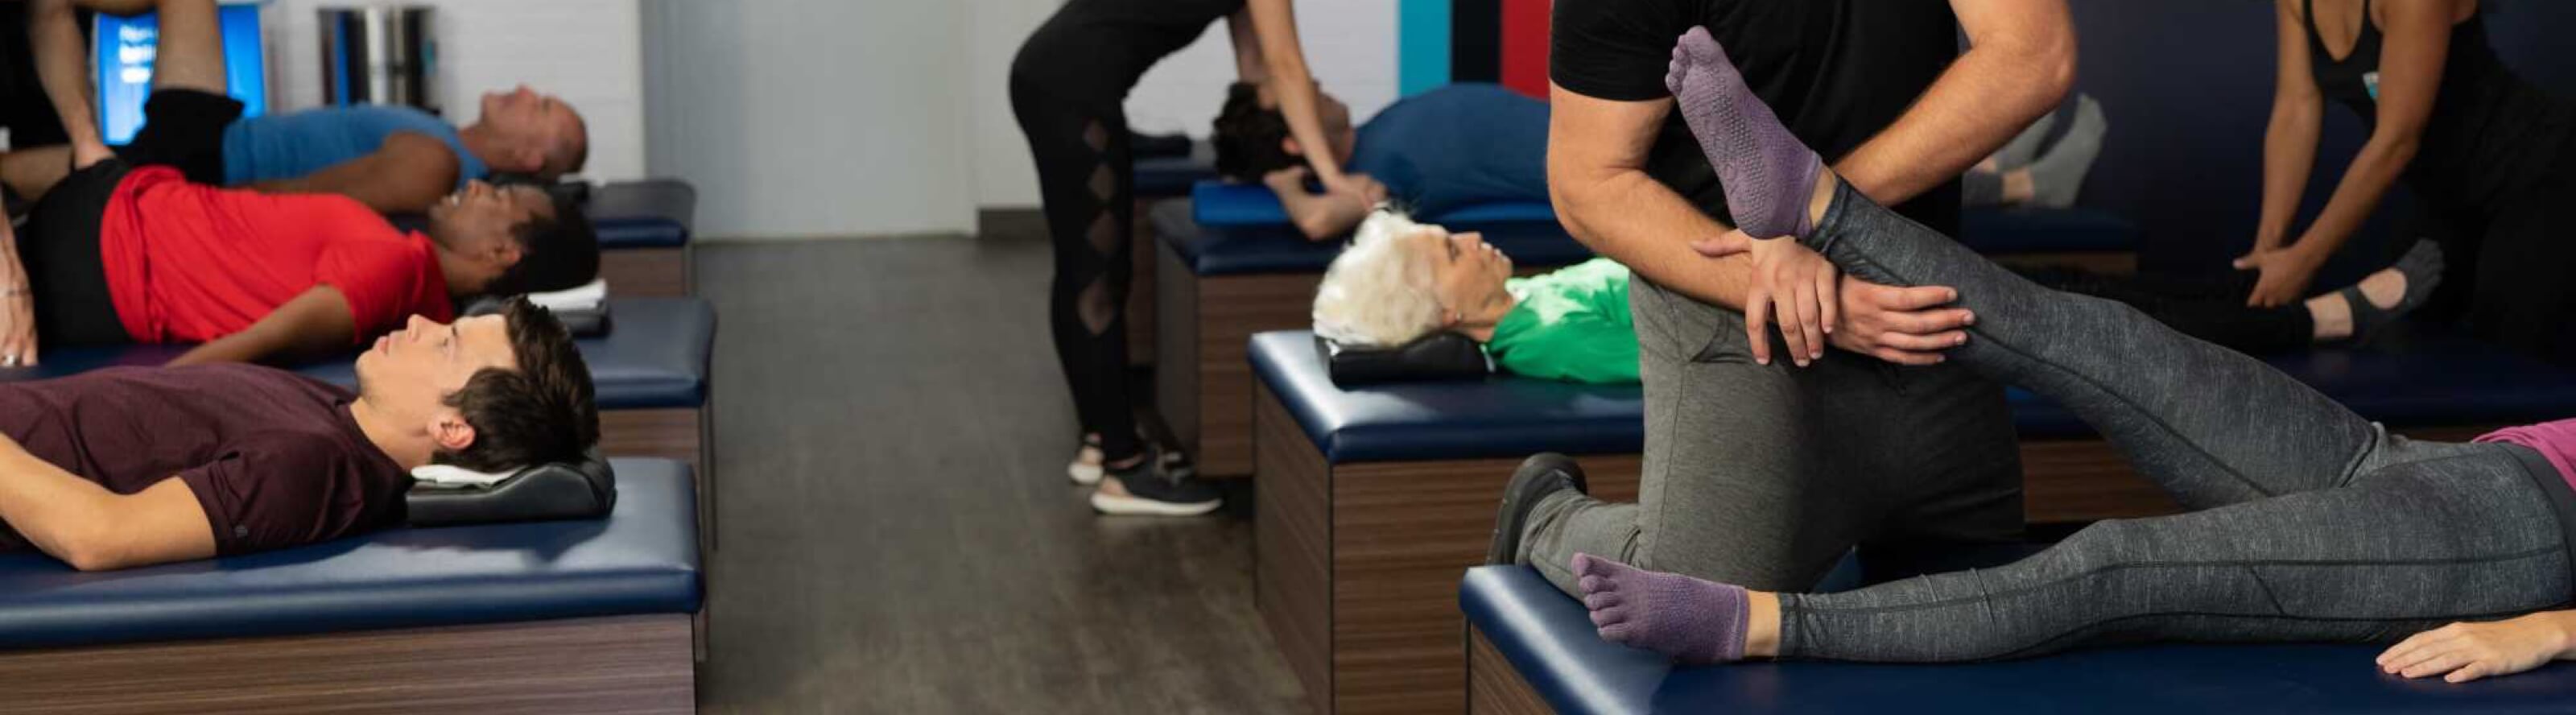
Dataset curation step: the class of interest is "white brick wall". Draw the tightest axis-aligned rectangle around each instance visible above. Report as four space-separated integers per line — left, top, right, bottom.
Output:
259 0 647 182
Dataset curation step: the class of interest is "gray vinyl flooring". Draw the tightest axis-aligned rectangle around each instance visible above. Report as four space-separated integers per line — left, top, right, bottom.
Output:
693 232 1309 713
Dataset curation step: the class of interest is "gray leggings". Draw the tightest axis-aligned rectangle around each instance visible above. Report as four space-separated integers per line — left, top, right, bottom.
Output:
1778 181 2576 663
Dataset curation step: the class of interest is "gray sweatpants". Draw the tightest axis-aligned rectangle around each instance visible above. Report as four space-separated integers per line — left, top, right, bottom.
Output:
1521 240 2026 594
1773 180 2574 662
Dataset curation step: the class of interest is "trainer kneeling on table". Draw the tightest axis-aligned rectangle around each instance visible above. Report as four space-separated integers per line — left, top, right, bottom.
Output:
0 2 594 369
0 297 596 571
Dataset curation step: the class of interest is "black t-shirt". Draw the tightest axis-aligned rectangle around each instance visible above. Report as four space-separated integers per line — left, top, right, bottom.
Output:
1551 0 1963 235
0 365 410 556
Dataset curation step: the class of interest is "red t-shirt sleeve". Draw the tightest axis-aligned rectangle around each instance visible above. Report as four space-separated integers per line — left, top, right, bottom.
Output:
313 240 436 342
173 432 345 556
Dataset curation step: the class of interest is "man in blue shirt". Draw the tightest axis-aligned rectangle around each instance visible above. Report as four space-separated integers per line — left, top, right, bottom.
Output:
4 0 586 213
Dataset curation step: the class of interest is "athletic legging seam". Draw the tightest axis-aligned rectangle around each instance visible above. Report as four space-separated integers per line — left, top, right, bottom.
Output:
1802 544 2565 617
1979 601 2576 662
1831 235 2288 501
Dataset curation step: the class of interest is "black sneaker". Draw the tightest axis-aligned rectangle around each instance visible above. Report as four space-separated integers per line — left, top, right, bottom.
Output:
1484 453 1589 565
1092 451 1223 516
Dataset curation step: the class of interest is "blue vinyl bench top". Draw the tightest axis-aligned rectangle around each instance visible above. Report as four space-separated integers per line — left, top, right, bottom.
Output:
1253 329 2576 462
1137 154 1218 200
1958 206 2142 254
1464 564 2576 714
1250 331 1642 463
1155 199 1592 278
1 297 715 411
0 457 700 651
1189 181 1555 227
588 179 696 250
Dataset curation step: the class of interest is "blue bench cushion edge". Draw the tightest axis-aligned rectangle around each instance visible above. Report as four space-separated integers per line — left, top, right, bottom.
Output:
1250 331 1644 463
2 297 716 411
588 180 696 250
1191 181 1553 226
1464 564 2576 714
0 457 701 651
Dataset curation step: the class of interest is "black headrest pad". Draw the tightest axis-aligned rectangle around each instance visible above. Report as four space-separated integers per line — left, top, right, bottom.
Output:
406 451 617 527
1321 332 1492 386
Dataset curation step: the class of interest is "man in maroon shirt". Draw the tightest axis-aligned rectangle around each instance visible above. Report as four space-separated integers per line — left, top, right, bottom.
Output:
0 0 597 369
0 297 597 570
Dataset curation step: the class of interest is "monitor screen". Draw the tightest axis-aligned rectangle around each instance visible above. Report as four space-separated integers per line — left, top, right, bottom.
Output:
94 4 266 145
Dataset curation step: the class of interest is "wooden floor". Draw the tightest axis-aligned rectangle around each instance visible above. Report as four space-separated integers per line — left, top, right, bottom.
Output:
693 234 1307 713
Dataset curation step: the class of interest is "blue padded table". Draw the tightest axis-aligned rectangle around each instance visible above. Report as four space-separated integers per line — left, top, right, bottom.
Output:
0 457 702 713
1462 564 2576 714
1245 327 2576 713
589 179 698 296
1190 181 1558 228
1136 145 1219 200
1154 182 1596 480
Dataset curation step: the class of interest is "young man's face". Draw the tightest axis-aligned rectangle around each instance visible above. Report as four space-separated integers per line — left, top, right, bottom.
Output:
427 180 551 286
354 314 518 418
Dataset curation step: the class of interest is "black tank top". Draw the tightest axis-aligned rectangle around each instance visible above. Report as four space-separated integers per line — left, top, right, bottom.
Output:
2307 0 2574 215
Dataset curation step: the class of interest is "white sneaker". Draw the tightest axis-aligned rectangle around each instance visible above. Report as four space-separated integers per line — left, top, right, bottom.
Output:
1067 436 1104 486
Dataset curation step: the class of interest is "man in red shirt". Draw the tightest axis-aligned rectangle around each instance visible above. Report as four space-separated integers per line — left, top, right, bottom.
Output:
0 297 597 569
0 0 597 368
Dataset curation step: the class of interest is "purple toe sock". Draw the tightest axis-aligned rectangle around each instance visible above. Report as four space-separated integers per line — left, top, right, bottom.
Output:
1572 553 1750 664
1664 27 1821 241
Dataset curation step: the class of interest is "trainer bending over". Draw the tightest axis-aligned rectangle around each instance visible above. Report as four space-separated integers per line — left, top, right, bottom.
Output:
0 0 595 369
1550 32 2576 684
10 0 586 213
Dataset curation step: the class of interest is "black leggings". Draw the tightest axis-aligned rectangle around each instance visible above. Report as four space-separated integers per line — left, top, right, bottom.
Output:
2452 168 2576 366
1008 0 1234 462
2017 266 2312 354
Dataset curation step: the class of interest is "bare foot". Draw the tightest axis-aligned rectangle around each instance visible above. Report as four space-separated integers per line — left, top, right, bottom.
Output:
2355 268 2405 310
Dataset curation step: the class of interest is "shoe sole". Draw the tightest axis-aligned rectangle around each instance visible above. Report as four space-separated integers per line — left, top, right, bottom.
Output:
1068 461 1104 486
1484 453 1588 566
1091 490 1222 517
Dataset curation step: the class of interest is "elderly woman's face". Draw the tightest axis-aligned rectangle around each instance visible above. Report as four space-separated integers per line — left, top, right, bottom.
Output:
1402 227 1513 322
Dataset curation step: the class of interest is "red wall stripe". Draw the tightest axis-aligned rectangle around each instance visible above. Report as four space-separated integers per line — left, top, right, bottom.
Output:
1499 0 1550 98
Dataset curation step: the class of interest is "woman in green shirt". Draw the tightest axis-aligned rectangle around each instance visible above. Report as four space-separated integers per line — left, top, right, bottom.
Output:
1312 213 1641 383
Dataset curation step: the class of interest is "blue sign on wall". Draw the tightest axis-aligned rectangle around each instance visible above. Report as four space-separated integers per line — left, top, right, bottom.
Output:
95 4 266 145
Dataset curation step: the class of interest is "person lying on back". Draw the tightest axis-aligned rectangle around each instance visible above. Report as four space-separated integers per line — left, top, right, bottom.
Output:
0 297 597 571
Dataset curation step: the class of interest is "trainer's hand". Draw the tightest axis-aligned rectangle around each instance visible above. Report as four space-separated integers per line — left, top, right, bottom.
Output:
2233 246 2322 308
1833 277 1971 366
1690 229 1836 367
2379 616 2568 684
0 286 35 368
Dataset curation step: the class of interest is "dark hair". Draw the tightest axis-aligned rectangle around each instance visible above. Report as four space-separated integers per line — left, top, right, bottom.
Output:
432 297 600 473
485 190 600 296
1212 82 1303 181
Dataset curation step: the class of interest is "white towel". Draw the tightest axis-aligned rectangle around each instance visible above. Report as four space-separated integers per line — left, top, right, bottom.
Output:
412 464 517 486
526 278 608 313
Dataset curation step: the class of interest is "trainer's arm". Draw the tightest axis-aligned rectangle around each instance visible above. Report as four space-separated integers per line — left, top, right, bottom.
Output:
1546 85 1752 308
250 132 461 213
0 434 215 571
1243 0 1355 191
27 0 108 156
169 285 359 366
1835 0 2075 206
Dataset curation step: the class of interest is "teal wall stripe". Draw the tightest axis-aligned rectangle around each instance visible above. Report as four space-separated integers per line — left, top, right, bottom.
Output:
1398 0 1451 96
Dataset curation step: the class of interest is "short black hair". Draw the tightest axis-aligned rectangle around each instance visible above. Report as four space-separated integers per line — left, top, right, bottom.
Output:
485 190 600 296
1212 82 1303 181
432 298 599 473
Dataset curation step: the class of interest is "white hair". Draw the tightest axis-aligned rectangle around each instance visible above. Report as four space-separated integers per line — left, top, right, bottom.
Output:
1313 211 1446 347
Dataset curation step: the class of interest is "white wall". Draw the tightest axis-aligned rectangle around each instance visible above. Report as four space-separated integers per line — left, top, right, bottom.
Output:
258 0 648 182
646 0 975 239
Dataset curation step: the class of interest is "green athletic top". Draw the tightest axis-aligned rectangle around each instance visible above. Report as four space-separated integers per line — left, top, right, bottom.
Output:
1485 258 1640 384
